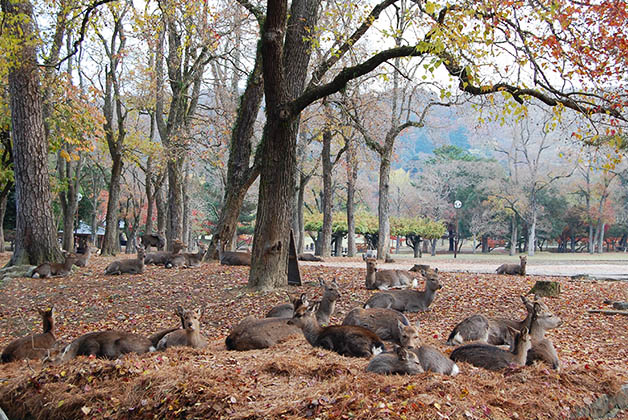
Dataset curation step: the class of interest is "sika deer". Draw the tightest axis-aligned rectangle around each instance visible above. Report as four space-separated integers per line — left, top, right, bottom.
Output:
32 253 79 278
366 346 424 375
148 306 186 347
184 243 207 267
217 239 251 266
298 253 323 262
365 258 418 290
364 269 442 312
266 279 341 325
75 245 91 267
57 330 155 362
446 295 536 347
2 307 56 362
105 246 146 275
140 233 166 251
450 327 532 371
287 300 385 358
144 240 186 265
525 300 562 370
225 316 302 351
342 307 411 345
157 307 207 350
397 321 459 376
496 256 527 275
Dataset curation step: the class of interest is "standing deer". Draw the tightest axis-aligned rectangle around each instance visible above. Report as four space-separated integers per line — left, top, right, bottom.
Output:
364 258 418 290
156 307 207 350
140 233 166 251
287 299 385 358
364 269 442 312
2 307 56 362
342 307 411 345
366 346 424 375
144 240 186 265
450 327 532 371
104 246 145 275
32 252 79 278
56 330 155 362
266 279 341 325
496 256 527 275
398 321 459 376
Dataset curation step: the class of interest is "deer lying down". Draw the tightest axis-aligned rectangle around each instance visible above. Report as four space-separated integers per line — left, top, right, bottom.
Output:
288 300 385 358
298 253 323 262
364 270 442 312
165 243 207 268
32 253 79 278
1 307 56 363
450 327 531 371
266 279 341 325
496 255 527 275
398 321 459 376
342 307 411 345
144 240 186 265
225 316 302 351
75 246 91 267
446 295 536 347
364 258 418 290
105 246 146 275
148 306 186 347
157 307 207 350
525 300 562 370
57 330 155 362
366 346 424 375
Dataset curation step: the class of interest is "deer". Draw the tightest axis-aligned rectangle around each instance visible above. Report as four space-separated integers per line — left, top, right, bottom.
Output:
32 252 79 278
56 330 155 362
366 346 424 375
496 255 527 275
148 306 186 347
287 298 385 358
525 300 562 370
298 253 323 262
446 295 536 347
225 316 302 351
266 279 341 325
341 307 411 345
397 321 459 376
1 307 56 363
156 307 207 350
104 246 145 275
165 243 207 268
365 258 418 290
217 239 252 266
144 240 186 265
363 269 442 312
74 245 91 267
449 326 532 371
140 233 166 251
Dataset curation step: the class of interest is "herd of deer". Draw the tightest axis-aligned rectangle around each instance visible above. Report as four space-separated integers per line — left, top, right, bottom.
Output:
5 250 561 378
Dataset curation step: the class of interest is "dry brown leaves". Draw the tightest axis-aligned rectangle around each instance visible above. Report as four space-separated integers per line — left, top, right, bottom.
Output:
0 254 627 419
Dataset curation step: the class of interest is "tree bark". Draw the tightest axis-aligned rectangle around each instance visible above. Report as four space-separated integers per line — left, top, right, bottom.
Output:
346 140 358 257
3 0 63 266
0 185 11 253
58 151 83 252
102 156 123 255
320 125 333 258
510 214 517 256
182 165 190 246
156 185 167 238
377 155 391 260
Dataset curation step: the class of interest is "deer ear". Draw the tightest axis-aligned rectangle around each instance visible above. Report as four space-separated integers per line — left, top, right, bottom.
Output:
300 293 308 307
507 326 518 336
520 326 529 336
397 319 405 330
175 305 184 317
319 278 325 287
310 302 320 313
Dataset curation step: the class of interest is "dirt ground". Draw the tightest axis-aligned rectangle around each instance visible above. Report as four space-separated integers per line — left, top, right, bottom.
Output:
0 253 627 419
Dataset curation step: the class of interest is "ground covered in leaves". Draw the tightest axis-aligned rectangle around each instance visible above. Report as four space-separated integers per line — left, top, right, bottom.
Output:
0 253 627 419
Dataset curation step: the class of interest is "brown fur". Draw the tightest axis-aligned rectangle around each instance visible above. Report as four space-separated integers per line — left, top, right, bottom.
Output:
57 330 154 362
225 317 302 351
75 246 91 267
525 301 562 369
266 280 341 325
157 308 207 350
365 258 418 290
342 308 411 344
364 269 442 312
32 253 78 278
104 247 145 275
496 256 527 275
397 322 459 376
140 233 166 251
450 327 532 371
366 346 423 375
144 240 186 265
1 307 56 362
298 253 323 262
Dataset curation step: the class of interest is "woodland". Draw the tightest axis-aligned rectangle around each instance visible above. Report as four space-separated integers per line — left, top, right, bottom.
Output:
1 0 628 419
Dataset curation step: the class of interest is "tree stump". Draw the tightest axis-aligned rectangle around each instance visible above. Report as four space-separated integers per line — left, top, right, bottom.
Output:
529 280 560 297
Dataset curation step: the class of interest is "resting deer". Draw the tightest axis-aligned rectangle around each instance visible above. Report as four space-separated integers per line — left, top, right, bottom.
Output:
75 245 91 267
366 346 424 375
2 307 56 362
525 300 562 370
144 240 186 265
364 269 442 312
157 307 207 350
217 239 252 266
496 256 527 275
287 299 385 358
446 295 536 347
32 253 78 278
226 316 302 351
298 253 323 262
57 330 155 362
365 258 418 290
266 279 341 325
397 321 459 376
450 326 532 371
165 243 207 268
148 306 186 346
342 307 411 345
104 246 146 275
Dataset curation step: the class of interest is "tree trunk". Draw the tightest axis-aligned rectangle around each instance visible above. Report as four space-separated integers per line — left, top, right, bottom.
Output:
58 152 82 252
3 0 63 266
182 165 190 247
377 156 391 260
472 234 477 254
101 156 123 255
320 126 333 258
346 141 357 257
156 184 167 238
510 215 517 256
296 173 310 254
528 205 537 257
0 185 10 253
166 159 184 249
431 238 437 256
